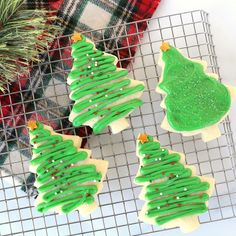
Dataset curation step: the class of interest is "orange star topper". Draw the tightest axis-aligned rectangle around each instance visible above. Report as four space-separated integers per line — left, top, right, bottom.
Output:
160 42 171 52
27 120 38 131
138 133 149 144
71 32 82 43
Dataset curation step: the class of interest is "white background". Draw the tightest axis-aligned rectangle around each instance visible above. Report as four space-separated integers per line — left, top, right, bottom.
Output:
151 0 236 235
2 1 236 235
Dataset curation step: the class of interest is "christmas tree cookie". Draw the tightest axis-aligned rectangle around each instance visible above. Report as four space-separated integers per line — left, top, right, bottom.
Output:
135 134 215 233
67 33 145 134
157 42 236 142
28 120 108 215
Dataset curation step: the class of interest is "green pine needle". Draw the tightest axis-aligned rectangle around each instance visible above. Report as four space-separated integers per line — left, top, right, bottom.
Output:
0 0 60 92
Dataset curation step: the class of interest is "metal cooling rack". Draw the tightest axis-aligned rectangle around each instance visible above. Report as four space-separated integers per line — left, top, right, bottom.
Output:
1 10 236 236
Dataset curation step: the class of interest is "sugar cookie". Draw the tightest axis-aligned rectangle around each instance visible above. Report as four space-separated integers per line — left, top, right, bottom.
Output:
135 133 215 233
28 120 108 215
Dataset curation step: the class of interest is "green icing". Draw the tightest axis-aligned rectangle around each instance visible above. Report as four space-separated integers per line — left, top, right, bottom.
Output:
69 35 144 134
29 122 102 214
135 135 210 226
158 45 231 131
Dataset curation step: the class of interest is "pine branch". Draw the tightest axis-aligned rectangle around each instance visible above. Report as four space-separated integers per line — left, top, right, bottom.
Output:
0 0 60 92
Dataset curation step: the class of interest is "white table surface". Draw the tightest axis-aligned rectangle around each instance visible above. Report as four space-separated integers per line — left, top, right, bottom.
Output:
150 0 236 235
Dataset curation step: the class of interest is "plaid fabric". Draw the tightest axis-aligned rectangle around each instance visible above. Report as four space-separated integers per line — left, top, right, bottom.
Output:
0 0 161 192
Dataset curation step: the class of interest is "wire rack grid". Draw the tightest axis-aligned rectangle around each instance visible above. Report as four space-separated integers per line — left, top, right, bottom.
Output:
0 10 236 236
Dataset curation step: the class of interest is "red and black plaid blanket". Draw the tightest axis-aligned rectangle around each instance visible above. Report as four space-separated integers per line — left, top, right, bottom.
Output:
0 0 161 191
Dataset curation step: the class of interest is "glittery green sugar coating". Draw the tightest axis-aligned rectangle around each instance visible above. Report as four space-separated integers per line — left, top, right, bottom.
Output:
159 45 231 131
